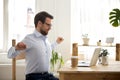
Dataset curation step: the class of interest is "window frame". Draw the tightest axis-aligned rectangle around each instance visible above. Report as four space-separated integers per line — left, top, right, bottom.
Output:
0 0 8 53
0 0 35 53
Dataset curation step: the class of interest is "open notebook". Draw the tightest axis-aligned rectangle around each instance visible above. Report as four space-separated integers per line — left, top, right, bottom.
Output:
78 48 101 67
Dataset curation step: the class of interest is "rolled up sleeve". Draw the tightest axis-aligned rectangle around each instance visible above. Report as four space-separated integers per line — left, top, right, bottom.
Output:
51 41 58 50
7 47 23 58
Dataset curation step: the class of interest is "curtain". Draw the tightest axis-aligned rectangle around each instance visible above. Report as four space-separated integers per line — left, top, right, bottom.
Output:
71 0 120 60
71 0 120 45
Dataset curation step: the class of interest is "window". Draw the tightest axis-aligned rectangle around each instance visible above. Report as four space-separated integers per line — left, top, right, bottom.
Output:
71 0 120 59
0 0 3 51
8 0 35 49
0 0 35 52
71 0 120 45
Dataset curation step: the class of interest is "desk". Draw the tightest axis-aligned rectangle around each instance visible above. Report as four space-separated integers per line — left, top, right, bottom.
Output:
58 61 120 80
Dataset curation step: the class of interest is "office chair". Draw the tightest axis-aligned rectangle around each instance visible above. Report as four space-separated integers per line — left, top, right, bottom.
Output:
12 39 25 80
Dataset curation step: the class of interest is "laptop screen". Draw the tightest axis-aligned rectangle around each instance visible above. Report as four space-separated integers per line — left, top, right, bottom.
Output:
78 48 101 67
90 48 101 66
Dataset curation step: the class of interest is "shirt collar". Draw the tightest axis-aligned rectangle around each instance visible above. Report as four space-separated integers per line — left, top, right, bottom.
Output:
34 29 47 40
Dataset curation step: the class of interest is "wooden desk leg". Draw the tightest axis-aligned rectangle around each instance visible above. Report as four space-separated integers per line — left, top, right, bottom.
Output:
59 73 65 80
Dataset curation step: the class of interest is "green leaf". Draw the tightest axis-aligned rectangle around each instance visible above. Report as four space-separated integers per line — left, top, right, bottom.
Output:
109 12 116 15
112 20 119 27
50 50 64 71
109 8 120 27
99 49 109 57
109 16 116 20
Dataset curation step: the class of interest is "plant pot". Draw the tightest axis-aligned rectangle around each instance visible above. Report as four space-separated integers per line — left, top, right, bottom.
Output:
82 38 89 46
102 56 108 65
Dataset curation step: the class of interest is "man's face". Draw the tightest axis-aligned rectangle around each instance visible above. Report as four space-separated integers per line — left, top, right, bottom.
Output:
40 18 52 35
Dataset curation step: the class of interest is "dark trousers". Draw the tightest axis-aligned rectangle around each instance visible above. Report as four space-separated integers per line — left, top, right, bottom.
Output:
26 72 59 80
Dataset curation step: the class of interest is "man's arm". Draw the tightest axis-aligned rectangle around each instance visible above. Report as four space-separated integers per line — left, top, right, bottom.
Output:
51 37 64 49
7 42 26 59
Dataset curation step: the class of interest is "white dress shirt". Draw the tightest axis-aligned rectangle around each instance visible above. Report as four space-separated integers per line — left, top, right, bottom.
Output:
8 29 58 74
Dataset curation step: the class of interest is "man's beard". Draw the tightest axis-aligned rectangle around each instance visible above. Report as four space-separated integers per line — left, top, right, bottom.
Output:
40 29 48 36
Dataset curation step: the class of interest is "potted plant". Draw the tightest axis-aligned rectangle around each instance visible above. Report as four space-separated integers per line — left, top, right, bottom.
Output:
50 50 64 73
82 34 89 46
99 49 109 65
109 8 120 27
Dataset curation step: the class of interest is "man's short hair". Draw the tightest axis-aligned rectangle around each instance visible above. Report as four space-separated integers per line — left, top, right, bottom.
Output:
34 11 53 27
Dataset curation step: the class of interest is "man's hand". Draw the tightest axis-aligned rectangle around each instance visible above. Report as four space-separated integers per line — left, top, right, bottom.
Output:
56 37 64 44
15 42 26 50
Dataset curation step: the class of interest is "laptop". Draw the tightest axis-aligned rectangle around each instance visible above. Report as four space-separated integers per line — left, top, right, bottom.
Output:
77 48 101 67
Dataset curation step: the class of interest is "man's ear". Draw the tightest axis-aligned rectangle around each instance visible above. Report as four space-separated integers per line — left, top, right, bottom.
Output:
38 21 42 26
36 21 43 29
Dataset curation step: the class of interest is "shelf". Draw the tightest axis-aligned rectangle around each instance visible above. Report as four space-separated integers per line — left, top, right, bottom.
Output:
78 45 115 47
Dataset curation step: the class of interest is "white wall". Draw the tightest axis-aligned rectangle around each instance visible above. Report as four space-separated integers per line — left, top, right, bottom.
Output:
0 53 25 80
36 0 71 61
0 64 25 80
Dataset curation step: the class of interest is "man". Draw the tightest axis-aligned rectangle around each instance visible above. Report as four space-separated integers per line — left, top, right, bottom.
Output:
8 11 64 80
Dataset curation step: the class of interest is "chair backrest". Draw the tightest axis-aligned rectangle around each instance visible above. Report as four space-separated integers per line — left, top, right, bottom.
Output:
12 39 25 80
